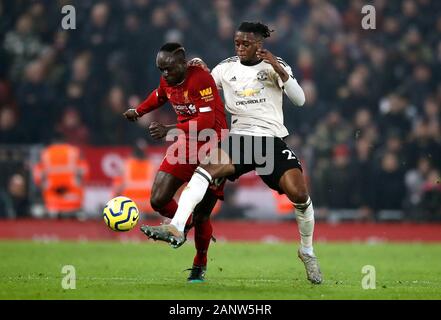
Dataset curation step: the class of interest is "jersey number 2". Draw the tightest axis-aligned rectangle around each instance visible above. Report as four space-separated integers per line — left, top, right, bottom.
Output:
282 149 296 160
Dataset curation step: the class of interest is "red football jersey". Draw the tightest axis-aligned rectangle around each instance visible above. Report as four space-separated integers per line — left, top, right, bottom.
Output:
136 66 227 141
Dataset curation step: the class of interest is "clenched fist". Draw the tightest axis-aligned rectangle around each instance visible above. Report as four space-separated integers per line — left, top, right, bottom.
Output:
123 108 140 122
149 121 168 140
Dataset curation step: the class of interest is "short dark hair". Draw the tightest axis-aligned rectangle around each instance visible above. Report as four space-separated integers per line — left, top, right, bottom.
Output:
238 22 273 38
159 42 186 57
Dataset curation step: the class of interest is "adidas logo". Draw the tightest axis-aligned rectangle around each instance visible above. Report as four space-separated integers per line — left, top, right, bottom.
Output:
230 76 236 81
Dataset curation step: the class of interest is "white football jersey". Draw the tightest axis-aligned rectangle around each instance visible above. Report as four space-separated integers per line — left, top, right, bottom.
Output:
211 56 296 137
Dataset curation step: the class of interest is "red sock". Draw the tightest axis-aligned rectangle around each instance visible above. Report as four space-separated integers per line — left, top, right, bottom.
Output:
155 200 178 219
155 199 192 226
193 219 213 267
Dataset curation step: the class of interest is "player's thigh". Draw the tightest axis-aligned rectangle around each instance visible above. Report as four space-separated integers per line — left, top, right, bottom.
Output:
206 134 256 182
259 138 306 200
279 168 309 204
200 147 236 179
150 171 184 207
192 190 218 224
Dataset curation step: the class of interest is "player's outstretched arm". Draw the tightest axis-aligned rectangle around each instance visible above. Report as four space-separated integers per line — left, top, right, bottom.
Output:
123 87 168 122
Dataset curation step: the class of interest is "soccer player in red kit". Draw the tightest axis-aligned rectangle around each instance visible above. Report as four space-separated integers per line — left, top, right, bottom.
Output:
123 43 227 282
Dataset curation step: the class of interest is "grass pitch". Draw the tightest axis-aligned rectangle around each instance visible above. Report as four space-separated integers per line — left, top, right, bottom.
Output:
1 241 440 300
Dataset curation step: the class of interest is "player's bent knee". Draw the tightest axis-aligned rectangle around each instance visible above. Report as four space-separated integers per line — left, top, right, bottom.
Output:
296 193 310 205
199 163 234 180
286 190 309 205
297 191 310 204
150 194 170 211
198 164 217 180
279 169 309 202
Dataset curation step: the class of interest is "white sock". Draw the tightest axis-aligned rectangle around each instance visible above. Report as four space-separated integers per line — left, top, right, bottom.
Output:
171 167 212 232
294 197 315 256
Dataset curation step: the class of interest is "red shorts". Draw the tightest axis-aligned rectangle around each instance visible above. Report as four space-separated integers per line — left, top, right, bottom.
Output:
158 139 225 199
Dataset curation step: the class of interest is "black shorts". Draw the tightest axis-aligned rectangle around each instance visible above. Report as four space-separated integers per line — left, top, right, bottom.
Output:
219 134 303 194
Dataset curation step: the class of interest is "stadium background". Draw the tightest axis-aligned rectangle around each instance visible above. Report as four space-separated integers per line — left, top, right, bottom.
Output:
0 0 440 233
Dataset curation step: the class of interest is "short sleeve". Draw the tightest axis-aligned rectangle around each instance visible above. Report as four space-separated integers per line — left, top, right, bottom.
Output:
189 70 218 109
210 64 223 90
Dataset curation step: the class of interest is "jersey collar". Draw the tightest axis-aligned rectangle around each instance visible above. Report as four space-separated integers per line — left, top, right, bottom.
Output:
240 59 263 67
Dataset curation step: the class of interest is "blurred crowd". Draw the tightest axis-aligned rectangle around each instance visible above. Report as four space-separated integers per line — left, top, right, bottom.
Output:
0 0 440 220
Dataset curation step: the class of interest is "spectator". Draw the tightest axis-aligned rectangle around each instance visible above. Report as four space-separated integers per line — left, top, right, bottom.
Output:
421 95 440 142
3 13 45 81
99 85 133 145
0 172 30 219
353 108 374 139
419 169 441 221
7 173 30 218
321 144 357 210
0 106 25 143
399 26 433 66
308 110 353 161
66 52 102 129
285 80 326 137
338 65 375 120
55 107 90 146
374 131 407 170
374 152 406 213
15 59 55 143
352 137 375 220
121 12 150 94
82 3 118 62
405 157 433 218
379 92 413 139
405 63 434 108
406 118 441 170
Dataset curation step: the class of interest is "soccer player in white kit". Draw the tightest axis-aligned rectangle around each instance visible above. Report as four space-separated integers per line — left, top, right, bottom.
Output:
141 22 322 284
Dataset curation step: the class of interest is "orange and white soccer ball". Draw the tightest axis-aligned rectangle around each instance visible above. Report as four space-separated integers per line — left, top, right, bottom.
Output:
103 196 139 231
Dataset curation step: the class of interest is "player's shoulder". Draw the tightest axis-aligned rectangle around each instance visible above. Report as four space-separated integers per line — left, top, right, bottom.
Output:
212 56 238 75
216 56 240 67
187 65 215 86
275 56 290 68
187 65 212 79
188 65 211 76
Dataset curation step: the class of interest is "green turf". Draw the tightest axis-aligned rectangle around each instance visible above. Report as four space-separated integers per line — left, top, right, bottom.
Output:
1 241 440 299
